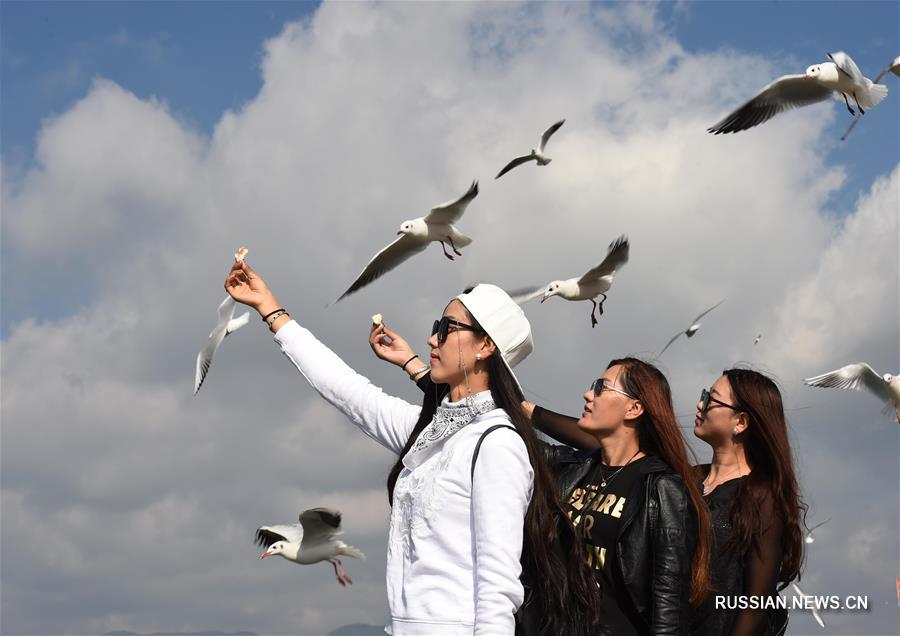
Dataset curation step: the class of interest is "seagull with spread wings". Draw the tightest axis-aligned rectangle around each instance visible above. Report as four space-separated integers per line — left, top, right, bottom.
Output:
657 300 726 357
335 180 479 303
804 518 831 545
708 51 888 134
495 119 565 179
193 297 250 395
507 235 629 328
804 363 900 423
256 507 366 587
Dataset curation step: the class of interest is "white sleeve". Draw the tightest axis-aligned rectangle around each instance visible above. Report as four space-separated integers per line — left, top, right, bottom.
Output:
273 320 421 455
470 425 534 635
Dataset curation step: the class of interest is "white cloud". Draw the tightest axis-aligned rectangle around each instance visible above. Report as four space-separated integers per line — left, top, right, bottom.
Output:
2 3 897 634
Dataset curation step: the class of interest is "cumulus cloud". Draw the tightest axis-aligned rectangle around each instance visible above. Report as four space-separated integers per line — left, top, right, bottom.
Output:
2 3 897 634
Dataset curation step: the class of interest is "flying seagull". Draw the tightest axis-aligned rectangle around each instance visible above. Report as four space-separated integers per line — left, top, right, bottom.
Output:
658 300 726 357
842 54 900 140
792 583 826 629
335 180 478 302
255 507 366 587
194 297 250 395
508 235 629 328
495 119 565 179
804 363 900 423
708 51 888 134
805 518 831 544
754 333 762 345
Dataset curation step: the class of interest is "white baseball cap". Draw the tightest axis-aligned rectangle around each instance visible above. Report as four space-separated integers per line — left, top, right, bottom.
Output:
456 284 533 395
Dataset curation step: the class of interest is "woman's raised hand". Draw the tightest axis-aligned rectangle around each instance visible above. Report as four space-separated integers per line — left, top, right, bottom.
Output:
224 261 278 313
369 323 418 368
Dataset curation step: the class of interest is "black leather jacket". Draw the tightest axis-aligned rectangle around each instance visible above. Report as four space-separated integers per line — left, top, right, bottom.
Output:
543 444 697 636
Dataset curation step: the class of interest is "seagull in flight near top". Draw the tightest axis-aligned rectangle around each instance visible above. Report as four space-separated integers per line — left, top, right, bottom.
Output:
335 180 479 302
804 363 900 423
658 300 725 357
708 51 888 134
495 119 565 179
508 235 629 328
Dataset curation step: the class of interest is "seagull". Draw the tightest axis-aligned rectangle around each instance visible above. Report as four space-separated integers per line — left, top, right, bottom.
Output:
194 297 250 395
842 55 900 140
792 583 826 629
803 363 900 423
708 51 888 134
754 333 762 345
658 300 726 357
508 235 629 328
255 507 366 587
335 180 478 303
495 119 565 179
805 518 831 544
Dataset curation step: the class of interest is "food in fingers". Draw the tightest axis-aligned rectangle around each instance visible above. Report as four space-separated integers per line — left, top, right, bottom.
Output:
234 246 249 262
371 313 383 326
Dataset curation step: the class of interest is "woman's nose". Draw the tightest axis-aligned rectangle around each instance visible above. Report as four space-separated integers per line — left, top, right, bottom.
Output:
426 333 438 348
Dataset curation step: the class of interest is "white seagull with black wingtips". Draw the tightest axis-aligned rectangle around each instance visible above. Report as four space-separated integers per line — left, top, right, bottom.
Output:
804 363 900 423
658 300 726 358
708 51 888 134
256 507 366 587
335 181 479 302
495 119 565 179
193 297 250 395
508 235 629 328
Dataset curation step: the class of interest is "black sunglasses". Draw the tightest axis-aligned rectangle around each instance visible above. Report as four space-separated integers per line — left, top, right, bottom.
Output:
432 316 482 345
699 388 742 414
590 378 639 401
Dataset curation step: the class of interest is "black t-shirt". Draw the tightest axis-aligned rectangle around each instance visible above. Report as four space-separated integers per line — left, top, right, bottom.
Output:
563 453 653 636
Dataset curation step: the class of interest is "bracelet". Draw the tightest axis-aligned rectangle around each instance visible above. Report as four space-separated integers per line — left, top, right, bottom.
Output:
401 355 418 372
265 310 289 328
408 365 430 381
261 308 286 322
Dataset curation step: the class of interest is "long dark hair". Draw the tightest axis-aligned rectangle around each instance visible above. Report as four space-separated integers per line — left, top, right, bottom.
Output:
608 357 712 606
722 368 806 588
387 307 602 635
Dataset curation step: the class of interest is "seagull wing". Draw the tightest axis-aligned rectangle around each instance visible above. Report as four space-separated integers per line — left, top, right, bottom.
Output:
692 299 726 324
216 296 237 323
255 524 302 548
495 155 535 179
194 329 226 395
828 51 865 84
335 233 428 303
578 235 630 284
707 74 834 134
804 363 891 402
299 507 343 548
424 180 479 225
538 119 565 152
506 285 545 305
658 330 684 357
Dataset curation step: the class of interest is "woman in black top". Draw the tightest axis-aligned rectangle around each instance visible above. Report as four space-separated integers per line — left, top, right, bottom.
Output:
690 369 805 636
372 326 710 635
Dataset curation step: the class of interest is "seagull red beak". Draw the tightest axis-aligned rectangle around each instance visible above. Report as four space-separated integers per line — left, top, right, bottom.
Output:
397 231 404 235
540 294 549 303
260 551 270 559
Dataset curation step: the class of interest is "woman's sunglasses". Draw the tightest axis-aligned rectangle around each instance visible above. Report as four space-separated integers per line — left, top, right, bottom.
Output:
590 378 639 401
432 316 482 345
699 388 742 414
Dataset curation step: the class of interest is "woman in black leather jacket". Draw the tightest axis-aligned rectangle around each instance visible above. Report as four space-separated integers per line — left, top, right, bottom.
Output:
371 327 709 636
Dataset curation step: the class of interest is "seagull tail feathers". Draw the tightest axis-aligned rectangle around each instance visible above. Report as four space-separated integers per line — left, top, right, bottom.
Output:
339 544 366 560
860 80 888 108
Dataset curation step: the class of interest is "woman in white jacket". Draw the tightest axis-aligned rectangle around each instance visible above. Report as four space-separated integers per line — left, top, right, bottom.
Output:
225 261 599 636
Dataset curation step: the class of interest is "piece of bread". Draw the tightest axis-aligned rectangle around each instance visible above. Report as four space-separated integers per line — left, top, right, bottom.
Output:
234 247 249 262
372 313 383 326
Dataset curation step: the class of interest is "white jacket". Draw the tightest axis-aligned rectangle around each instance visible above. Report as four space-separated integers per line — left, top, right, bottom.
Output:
275 321 533 635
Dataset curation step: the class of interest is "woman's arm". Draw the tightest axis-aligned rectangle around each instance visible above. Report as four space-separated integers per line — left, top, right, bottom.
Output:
650 475 696 635
728 496 784 636
225 261 420 454
530 405 601 451
471 427 534 634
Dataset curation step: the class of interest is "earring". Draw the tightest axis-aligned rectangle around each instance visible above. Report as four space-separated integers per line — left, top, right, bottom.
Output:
475 353 482 360
732 427 739 437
